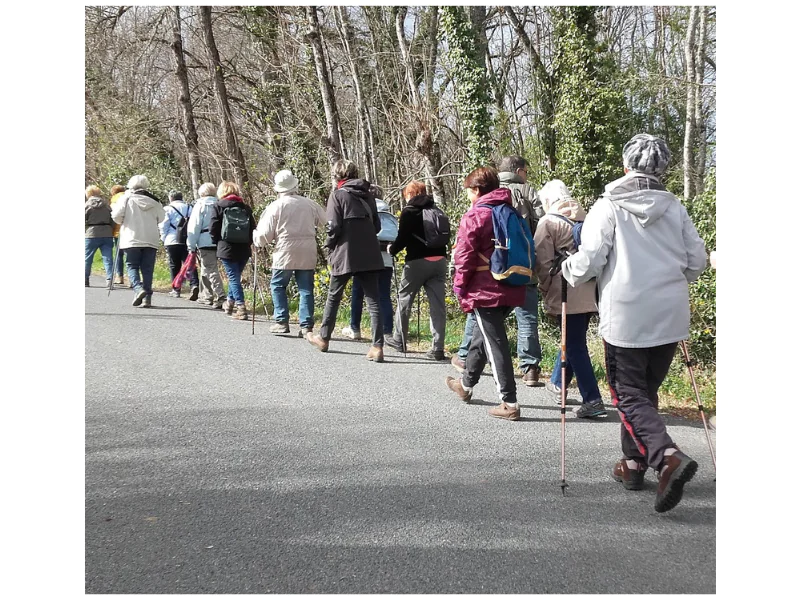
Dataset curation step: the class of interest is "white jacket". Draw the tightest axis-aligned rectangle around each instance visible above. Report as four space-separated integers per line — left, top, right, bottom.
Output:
159 201 192 246
562 172 707 348
112 190 165 250
253 192 327 270
186 196 218 251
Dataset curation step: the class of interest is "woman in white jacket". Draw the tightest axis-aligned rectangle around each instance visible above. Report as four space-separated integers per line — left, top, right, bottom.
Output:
187 183 225 309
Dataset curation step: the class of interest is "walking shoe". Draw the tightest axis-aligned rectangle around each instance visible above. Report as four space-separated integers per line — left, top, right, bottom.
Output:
114 275 124 285
142 295 152 308
298 327 312 338
132 289 147 306
445 376 473 403
522 365 542 387
341 326 361 340
545 380 581 406
169 289 181 298
270 322 290 334
201 298 214 306
189 286 199 301
214 300 225 310
451 355 466 373
573 401 607 418
85 278 90 288
306 332 329 352
234 304 248 320
654 450 698 513
489 402 521 421
612 459 647 491
385 336 406 353
222 299 235 315
106 278 113 290
366 345 384 362
424 349 446 361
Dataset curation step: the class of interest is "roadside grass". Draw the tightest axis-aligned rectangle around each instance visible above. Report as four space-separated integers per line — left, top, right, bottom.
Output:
93 252 716 418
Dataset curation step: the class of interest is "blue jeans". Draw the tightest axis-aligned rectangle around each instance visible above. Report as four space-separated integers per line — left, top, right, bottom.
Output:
113 237 125 277
351 267 393 334
550 313 602 404
85 237 114 281
220 258 249 305
270 269 315 328
458 311 477 361
125 247 157 296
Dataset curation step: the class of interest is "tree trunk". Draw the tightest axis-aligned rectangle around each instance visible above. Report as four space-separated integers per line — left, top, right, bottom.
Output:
682 6 699 200
199 6 249 196
694 7 709 194
170 6 203 195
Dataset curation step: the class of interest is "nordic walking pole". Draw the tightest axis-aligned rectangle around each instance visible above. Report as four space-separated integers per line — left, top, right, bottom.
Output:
251 248 257 335
558 272 569 496
391 257 407 358
680 340 716 473
108 240 119 297
256 248 270 321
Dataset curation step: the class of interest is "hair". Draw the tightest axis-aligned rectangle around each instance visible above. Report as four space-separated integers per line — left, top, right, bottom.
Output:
168 190 183 202
127 174 149 190
463 166 500 197
198 182 217 198
538 179 572 212
109 185 125 196
85 185 102 200
369 184 384 200
217 180 240 199
332 159 359 182
402 180 427 200
497 155 528 173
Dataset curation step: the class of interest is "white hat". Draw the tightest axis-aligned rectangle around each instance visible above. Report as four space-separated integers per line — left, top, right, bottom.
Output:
274 169 299 193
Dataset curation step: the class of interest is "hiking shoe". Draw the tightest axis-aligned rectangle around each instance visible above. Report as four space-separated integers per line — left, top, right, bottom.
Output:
234 304 248 320
612 459 647 491
114 275 124 285
341 326 361 340
222 299 235 315
142 295 152 308
489 402 521 421
522 365 542 387
214 300 224 310
270 322 290 334
132 289 147 306
85 278 90 288
366 345 384 362
546 380 580 406
169 289 181 298
445 376 472 403
189 286 199 301
573 401 607 418
306 332 329 352
451 355 466 373
106 278 113 290
425 349 446 361
385 336 406 353
655 450 698 513
298 327 312 338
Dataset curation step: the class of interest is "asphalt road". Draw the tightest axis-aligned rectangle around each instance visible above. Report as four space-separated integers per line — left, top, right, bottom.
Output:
85 277 716 593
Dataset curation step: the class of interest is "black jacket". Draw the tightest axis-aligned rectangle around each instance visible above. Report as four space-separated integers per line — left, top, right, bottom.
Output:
324 179 384 276
389 194 448 262
209 195 256 262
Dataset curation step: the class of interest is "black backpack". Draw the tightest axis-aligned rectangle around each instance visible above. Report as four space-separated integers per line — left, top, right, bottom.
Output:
170 206 189 245
413 206 451 248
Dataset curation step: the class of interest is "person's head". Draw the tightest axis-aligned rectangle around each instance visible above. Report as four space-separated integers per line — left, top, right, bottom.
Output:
463 167 500 205
85 185 102 200
402 180 427 202
332 159 359 182
168 190 183 203
217 180 240 199
537 179 572 212
369 184 384 200
622 134 670 178
110 185 125 196
273 169 299 194
498 155 529 183
198 182 217 198
127 174 149 191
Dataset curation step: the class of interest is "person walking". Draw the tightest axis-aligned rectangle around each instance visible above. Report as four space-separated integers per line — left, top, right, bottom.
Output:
561 134 707 512
534 179 606 418
109 184 127 286
445 167 526 420
253 169 326 336
306 160 385 362
160 190 200 300
385 180 449 360
209 181 256 321
111 175 165 307
187 183 226 310
84 185 115 288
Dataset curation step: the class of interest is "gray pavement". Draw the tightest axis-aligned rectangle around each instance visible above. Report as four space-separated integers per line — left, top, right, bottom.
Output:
85 277 716 593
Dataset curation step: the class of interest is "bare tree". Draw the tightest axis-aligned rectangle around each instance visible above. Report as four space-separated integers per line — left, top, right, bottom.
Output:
682 6 699 200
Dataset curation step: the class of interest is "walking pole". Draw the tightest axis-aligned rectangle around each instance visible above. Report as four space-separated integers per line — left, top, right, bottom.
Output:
680 340 716 474
251 248 257 335
256 248 270 321
416 293 421 346
108 240 119 297
550 253 569 496
391 257 407 358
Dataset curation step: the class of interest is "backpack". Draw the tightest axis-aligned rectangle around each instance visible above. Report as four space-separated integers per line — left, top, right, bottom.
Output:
221 204 251 244
412 206 451 248
170 205 189 245
551 214 584 251
476 203 535 286
377 210 399 243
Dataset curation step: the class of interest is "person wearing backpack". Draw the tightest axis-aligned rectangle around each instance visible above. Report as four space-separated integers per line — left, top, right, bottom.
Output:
187 182 226 310
253 169 327 336
209 181 256 321
385 180 449 360
534 179 605 419
111 175 165 308
84 185 115 288
445 167 527 420
159 190 199 300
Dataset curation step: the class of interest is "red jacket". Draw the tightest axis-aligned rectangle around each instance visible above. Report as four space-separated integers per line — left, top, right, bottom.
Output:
453 187 526 313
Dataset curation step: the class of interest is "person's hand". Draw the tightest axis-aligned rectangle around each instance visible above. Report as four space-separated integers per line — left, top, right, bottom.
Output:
710 251 716 270
549 250 572 277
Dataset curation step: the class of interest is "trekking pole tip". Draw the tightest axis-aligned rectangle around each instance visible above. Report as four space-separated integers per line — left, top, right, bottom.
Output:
560 481 568 496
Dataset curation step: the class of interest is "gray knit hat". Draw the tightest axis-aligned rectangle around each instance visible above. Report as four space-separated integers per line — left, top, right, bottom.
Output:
622 134 670 177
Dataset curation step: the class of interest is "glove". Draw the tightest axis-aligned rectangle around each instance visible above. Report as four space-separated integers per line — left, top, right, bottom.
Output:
549 250 572 277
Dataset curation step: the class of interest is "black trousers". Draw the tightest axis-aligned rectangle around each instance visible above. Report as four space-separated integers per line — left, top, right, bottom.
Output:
463 306 517 404
604 341 678 470
166 244 199 289
320 271 384 347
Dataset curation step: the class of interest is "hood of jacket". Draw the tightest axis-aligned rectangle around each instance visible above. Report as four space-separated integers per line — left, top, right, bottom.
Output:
498 171 524 186
476 186 513 207
547 197 586 221
407 194 434 209
604 172 674 228
86 196 107 209
337 178 371 199
130 189 163 212
196 195 218 207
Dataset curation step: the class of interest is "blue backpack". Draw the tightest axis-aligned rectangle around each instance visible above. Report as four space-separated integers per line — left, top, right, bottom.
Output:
377 210 399 243
477 203 535 286
551 214 584 250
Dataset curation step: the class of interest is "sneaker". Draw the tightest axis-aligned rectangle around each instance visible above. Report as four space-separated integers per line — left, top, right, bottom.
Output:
85 278 90 288
214 300 225 310
341 326 361 340
545 380 581 406
489 402 521 421
573 401 607 418
522 365 542 387
234 304 248 320
366 345 384 362
306 332 329 352
451 355 466 373
385 336 406 353
142 295 152 308
132 289 147 307
222 299 235 315
612 459 647 491
168 289 180 298
189 286 199 301
201 298 214 306
270 322 290 334
106 278 113 290
654 450 698 513
298 327 312 338
445 376 472 403
424 349 446 361
114 275 125 285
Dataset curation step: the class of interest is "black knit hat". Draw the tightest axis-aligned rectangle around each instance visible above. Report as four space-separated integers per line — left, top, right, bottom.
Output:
622 134 670 177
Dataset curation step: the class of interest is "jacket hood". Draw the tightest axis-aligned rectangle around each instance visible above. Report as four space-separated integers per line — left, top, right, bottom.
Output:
605 172 674 228
86 196 107 209
197 195 218 205
476 187 512 206
339 178 371 192
130 189 162 211
498 171 524 185
547 198 586 221
407 194 434 209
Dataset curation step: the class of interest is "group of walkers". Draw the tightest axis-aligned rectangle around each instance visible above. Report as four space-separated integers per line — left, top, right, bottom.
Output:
85 132 709 513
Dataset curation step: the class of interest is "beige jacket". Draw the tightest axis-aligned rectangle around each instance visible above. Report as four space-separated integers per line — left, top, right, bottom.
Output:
253 192 327 270
534 198 597 316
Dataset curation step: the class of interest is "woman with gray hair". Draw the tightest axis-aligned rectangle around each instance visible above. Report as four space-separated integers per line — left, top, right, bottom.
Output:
160 189 199 300
187 182 225 309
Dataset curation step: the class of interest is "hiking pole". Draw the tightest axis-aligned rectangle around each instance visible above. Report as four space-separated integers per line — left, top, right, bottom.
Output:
256 248 271 321
391 258 407 358
417 293 421 346
108 240 119 297
550 252 570 496
251 249 257 335
680 340 716 474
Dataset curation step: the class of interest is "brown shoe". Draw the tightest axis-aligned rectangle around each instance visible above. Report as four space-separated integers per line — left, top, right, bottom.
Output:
450 355 466 373
522 365 543 387
222 299 234 315
612 459 647 491
445 376 472 403
366 345 384 362
654 450 698 513
234 304 248 320
114 275 124 285
488 402 521 421
306 332 329 352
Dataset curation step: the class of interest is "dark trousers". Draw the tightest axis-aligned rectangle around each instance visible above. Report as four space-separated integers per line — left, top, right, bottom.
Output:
166 244 199 289
125 247 157 296
462 306 517 404
351 267 394 334
113 237 125 278
320 271 384 347
604 341 678 470
551 313 602 404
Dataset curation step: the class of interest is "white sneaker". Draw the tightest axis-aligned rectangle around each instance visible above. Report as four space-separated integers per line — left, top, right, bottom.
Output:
341 326 361 340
